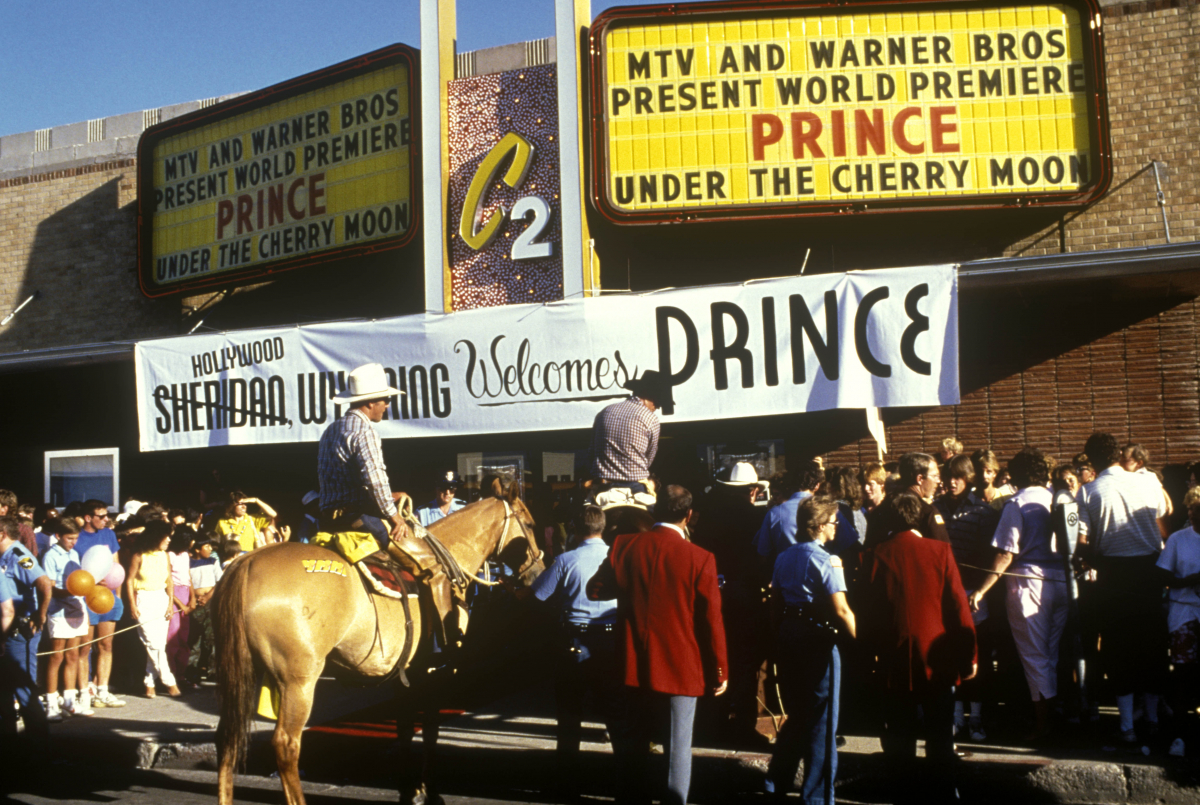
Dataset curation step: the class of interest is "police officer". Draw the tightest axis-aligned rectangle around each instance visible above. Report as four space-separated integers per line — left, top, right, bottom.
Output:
766 496 857 802
521 505 621 796
416 472 467 528
0 514 53 745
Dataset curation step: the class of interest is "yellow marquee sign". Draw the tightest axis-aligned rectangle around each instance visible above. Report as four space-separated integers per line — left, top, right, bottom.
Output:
589 0 1109 223
138 45 416 296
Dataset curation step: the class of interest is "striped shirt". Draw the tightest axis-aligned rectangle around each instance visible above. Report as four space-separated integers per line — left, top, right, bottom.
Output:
317 409 398 518
1077 465 1166 557
589 396 659 482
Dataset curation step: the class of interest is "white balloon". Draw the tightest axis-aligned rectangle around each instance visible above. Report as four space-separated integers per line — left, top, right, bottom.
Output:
80 545 114 580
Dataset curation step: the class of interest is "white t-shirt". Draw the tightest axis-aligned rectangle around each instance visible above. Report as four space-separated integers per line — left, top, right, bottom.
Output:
1157 526 1200 633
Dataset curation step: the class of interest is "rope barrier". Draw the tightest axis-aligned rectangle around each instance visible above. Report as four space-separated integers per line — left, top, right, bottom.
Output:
34 604 178 657
958 562 1072 582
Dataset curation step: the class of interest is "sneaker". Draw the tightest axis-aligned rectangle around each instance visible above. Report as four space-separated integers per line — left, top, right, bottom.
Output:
45 698 63 723
94 690 126 708
1121 728 1139 744
969 723 988 742
1169 738 1186 757
66 698 94 717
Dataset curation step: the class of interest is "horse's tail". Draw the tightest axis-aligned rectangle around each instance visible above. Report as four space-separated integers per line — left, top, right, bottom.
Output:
213 557 257 770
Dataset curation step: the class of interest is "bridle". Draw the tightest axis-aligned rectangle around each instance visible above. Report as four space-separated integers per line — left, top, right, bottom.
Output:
469 498 543 585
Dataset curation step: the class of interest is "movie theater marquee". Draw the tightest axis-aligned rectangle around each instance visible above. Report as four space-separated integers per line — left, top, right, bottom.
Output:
590 0 1109 222
137 44 417 297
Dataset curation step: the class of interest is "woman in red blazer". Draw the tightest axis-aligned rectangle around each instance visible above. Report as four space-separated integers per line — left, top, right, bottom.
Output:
865 492 977 805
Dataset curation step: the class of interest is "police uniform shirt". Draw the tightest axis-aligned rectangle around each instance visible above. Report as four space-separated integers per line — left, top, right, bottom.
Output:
417 498 466 528
1 541 45 619
0 572 14 605
531 537 617 625
772 540 847 607
753 491 813 566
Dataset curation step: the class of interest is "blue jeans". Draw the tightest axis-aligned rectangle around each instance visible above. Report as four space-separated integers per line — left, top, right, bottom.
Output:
358 514 391 550
616 689 696 805
768 620 840 805
1 629 46 737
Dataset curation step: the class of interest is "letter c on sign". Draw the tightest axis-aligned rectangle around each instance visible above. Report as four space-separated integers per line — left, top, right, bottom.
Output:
459 132 535 251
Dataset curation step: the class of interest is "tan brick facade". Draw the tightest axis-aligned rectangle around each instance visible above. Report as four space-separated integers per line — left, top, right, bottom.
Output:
0 160 178 350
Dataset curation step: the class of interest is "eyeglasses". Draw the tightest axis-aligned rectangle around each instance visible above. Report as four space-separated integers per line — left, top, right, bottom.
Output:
92 513 110 521
823 519 838 528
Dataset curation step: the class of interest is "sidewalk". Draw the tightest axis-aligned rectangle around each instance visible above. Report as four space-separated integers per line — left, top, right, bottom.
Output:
34 682 1200 804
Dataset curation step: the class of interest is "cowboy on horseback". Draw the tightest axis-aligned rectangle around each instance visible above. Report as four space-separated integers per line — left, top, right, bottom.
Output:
317 363 460 647
587 370 673 508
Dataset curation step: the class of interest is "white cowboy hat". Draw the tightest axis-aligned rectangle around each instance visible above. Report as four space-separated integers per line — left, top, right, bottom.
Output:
715 462 766 488
333 363 402 404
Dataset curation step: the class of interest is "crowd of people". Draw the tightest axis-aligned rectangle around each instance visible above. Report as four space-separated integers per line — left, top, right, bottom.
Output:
3 391 1198 805
525 427 1200 804
0 490 283 737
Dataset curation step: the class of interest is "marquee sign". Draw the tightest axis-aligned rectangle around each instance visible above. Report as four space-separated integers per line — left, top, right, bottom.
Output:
137 44 417 297
589 0 1110 223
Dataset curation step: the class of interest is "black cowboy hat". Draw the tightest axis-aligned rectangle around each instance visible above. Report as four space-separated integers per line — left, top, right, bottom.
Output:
623 370 674 405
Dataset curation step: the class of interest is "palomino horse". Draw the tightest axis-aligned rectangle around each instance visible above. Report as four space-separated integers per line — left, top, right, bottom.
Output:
213 494 544 805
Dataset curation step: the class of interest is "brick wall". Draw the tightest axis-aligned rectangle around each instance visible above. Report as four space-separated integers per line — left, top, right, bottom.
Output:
818 0 1200 470
0 160 179 349
1007 0 1200 257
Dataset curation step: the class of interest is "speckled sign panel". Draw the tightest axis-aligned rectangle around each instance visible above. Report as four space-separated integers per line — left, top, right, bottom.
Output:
448 64 564 310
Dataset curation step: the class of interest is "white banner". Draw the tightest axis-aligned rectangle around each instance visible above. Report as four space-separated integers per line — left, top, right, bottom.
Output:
134 265 958 452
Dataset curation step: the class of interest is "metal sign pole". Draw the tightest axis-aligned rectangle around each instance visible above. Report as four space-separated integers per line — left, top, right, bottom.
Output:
421 0 456 313
555 0 595 299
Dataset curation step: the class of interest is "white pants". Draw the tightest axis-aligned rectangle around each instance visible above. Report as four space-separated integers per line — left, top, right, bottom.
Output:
1005 566 1068 701
136 590 177 688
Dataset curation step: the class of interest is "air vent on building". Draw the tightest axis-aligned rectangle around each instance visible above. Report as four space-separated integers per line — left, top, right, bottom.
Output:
87 119 106 143
525 38 551 67
143 108 161 129
456 50 477 79
198 97 219 109
34 129 51 152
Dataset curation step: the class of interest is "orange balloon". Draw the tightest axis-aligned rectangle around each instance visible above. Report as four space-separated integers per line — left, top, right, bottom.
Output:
66 569 95 597
86 585 115 615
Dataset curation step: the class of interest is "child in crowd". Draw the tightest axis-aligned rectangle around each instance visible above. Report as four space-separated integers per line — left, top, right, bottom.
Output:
187 537 222 682
166 526 194 684
1122 443 1174 517
1157 487 1200 757
218 538 245 571
41 517 92 719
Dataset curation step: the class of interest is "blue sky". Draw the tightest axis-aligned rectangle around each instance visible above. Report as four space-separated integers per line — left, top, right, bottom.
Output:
0 0 656 137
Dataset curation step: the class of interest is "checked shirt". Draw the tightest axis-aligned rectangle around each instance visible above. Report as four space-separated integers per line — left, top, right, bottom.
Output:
589 396 659 483
318 409 398 518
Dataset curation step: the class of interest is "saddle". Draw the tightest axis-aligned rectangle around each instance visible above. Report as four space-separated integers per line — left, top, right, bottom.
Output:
312 498 465 651
591 486 657 511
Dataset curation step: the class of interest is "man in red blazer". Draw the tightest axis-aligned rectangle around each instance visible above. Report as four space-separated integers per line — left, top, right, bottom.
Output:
865 493 977 805
587 485 728 805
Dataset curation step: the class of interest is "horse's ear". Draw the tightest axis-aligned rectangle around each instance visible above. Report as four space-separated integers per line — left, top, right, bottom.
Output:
504 480 520 503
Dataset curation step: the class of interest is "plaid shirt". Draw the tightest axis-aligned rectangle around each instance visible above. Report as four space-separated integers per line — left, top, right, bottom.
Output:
589 396 659 482
317 409 398 518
